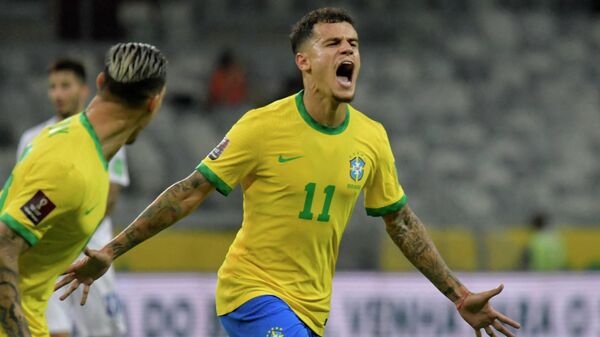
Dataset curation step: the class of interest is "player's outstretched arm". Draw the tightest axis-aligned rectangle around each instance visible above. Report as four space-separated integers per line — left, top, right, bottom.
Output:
55 170 214 303
382 205 520 337
0 221 31 337
107 170 214 258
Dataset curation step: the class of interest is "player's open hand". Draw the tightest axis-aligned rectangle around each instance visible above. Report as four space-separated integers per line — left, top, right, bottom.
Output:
457 284 521 337
54 247 113 305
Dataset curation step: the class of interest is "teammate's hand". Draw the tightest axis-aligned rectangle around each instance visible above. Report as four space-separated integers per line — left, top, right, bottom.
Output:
54 247 113 305
457 284 521 337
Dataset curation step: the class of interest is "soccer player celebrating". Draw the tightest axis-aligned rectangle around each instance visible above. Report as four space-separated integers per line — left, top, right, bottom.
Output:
57 8 520 337
17 59 129 337
0 42 167 337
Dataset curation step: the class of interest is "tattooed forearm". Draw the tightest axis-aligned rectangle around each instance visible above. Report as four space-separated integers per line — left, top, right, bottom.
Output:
109 226 142 259
383 206 466 303
0 224 31 337
0 269 29 337
107 171 213 259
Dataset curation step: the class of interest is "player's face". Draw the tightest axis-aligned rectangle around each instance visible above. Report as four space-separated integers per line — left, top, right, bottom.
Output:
48 71 87 119
304 22 360 103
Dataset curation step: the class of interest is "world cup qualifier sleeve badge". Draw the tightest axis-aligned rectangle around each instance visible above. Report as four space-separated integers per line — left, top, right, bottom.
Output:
349 155 366 182
208 137 230 160
20 190 56 225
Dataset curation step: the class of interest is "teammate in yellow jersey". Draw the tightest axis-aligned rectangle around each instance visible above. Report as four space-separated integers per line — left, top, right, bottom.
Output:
0 42 167 337
17 59 129 337
57 8 520 337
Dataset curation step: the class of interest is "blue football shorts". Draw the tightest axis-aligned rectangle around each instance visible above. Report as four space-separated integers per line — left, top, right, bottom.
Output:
219 295 321 337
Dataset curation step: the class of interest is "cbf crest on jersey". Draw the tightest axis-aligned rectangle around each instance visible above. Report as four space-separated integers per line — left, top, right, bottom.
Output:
349 155 366 182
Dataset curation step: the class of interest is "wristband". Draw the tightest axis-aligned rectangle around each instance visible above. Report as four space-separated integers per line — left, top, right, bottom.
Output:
455 291 471 311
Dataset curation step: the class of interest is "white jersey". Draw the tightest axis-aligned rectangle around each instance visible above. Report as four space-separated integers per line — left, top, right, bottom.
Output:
90 147 129 249
17 117 58 160
18 117 129 336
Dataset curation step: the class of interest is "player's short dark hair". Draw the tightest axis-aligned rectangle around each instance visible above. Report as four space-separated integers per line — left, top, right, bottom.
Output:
47 58 86 83
289 7 355 54
531 212 549 230
102 42 167 107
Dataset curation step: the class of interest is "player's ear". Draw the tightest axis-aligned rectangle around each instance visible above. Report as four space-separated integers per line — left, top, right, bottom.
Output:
295 52 310 72
146 86 166 113
96 72 105 91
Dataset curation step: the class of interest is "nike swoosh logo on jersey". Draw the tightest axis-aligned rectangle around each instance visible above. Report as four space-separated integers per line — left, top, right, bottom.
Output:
278 155 303 163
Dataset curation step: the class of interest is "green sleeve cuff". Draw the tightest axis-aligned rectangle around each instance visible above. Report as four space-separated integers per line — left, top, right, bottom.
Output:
0 213 39 246
196 162 233 196
366 195 407 217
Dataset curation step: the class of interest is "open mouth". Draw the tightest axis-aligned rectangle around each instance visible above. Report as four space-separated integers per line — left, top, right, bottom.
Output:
336 61 354 88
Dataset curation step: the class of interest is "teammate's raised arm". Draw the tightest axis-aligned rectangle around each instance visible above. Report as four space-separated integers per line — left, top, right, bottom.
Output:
55 170 214 301
108 170 213 259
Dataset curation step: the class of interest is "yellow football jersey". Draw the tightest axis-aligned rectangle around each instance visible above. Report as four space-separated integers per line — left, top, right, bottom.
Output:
0 113 108 337
197 91 406 335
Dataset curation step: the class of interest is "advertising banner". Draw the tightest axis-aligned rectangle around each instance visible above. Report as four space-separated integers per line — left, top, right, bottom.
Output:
116 273 600 337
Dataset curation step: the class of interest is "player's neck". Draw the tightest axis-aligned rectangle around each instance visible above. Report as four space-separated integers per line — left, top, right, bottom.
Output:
302 89 347 128
84 96 143 161
54 107 84 122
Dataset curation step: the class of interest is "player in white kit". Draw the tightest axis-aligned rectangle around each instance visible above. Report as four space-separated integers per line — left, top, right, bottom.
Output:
16 58 128 337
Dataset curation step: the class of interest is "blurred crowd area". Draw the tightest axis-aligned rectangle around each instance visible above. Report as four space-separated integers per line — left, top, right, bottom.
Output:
1 0 600 270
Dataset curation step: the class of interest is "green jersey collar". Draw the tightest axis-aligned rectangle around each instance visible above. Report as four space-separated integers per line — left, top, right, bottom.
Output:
80 112 108 171
295 90 350 135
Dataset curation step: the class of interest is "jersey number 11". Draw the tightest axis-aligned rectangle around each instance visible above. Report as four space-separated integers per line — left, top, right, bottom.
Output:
298 182 335 222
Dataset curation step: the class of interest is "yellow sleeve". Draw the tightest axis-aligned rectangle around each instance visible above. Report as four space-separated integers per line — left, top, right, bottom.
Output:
0 160 85 246
363 124 407 216
196 110 262 196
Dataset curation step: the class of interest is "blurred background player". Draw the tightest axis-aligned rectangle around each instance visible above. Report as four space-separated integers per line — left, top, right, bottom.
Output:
57 8 519 337
0 42 166 337
16 58 128 337
207 48 247 109
521 212 567 271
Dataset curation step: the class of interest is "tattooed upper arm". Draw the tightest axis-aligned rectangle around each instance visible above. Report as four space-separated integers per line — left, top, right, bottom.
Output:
0 221 29 257
176 170 214 207
157 170 215 214
382 205 466 303
382 205 429 263
107 170 215 259
183 170 212 192
0 220 29 286
131 169 214 233
382 204 417 238
382 206 405 229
